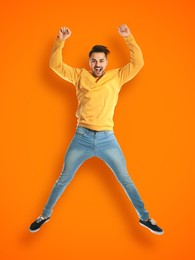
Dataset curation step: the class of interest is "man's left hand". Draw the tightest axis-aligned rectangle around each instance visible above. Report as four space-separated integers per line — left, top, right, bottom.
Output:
118 24 131 37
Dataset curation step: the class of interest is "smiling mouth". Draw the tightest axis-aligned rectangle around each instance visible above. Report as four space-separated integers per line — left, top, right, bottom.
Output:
94 67 102 73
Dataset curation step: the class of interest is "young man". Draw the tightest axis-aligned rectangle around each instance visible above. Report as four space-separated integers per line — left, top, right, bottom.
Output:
29 24 163 235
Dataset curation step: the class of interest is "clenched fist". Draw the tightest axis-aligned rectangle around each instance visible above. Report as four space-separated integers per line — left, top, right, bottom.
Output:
57 27 72 41
118 24 131 37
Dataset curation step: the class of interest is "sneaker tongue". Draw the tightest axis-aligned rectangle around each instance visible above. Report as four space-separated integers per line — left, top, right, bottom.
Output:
37 216 44 223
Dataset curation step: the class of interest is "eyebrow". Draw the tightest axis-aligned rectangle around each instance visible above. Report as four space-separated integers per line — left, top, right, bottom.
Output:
91 58 105 61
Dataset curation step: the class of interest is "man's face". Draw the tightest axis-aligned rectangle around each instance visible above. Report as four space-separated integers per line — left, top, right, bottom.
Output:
89 52 108 78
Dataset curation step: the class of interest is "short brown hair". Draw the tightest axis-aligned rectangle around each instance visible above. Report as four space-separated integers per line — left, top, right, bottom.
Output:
89 45 110 58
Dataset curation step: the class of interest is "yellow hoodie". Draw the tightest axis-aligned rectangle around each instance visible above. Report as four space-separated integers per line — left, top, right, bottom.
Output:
49 34 144 131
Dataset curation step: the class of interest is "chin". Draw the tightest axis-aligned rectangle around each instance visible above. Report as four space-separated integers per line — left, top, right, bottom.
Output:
94 72 104 77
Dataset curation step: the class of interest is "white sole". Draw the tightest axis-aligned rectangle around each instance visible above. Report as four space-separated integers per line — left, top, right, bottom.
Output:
139 222 164 235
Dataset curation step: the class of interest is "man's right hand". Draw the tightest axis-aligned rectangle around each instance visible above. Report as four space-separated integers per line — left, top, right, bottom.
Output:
57 27 72 41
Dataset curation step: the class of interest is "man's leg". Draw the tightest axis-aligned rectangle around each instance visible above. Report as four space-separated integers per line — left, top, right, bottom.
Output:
42 138 93 218
96 132 149 221
96 132 163 234
29 129 94 232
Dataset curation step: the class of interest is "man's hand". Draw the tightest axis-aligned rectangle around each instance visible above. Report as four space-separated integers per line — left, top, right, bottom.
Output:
57 27 72 41
118 24 131 37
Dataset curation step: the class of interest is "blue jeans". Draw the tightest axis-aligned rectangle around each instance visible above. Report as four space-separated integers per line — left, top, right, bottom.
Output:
42 127 149 221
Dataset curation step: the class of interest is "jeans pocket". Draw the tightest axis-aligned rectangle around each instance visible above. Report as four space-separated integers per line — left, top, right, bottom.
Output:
76 127 86 136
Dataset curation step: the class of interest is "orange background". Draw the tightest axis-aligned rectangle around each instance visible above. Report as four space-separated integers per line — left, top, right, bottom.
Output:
1 0 195 259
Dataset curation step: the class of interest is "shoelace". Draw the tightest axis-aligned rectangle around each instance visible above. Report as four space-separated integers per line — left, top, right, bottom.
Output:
149 218 156 225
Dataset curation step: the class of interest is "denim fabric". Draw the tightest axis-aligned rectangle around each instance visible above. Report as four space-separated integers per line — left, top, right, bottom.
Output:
42 126 149 221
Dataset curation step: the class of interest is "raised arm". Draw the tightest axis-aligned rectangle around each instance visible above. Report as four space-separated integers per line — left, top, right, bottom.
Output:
117 24 144 85
49 27 80 85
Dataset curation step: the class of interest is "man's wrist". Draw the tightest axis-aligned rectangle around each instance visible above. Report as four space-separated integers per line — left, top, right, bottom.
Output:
124 34 133 40
56 36 65 42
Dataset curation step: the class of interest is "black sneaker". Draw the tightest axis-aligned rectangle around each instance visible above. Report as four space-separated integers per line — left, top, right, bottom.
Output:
29 216 50 233
139 218 164 235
